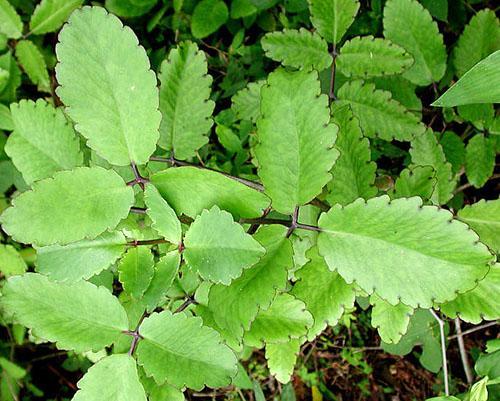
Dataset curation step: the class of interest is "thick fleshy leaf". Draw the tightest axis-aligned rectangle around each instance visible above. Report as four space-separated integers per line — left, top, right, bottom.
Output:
261 28 331 70
336 81 424 141
136 311 237 390
383 0 446 86
190 0 228 39
1 273 128 352
231 81 264 123
0 0 22 38
0 244 27 277
370 294 413 344
265 339 300 384
440 264 499 324
291 247 355 340
184 206 265 284
144 184 181 244
255 68 338 213
457 199 500 254
393 165 436 200
73 354 147 401
308 0 359 44
465 134 495 189
118 247 155 299
208 226 292 346
15 40 50 92
158 41 214 160
36 231 126 282
5 99 83 185
151 166 270 219
0 167 134 246
55 6 161 166
337 36 413 78
29 0 83 35
317 196 494 308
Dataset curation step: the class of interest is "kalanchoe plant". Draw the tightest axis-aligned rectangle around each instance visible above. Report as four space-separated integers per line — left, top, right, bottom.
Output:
0 0 499 400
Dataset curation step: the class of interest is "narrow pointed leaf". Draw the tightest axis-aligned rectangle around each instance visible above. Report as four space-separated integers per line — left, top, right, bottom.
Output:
370 294 414 344
465 134 495 188
144 184 182 244
118 247 155 299
308 0 359 44
29 0 83 35
0 0 22 38
15 40 50 92
265 339 300 384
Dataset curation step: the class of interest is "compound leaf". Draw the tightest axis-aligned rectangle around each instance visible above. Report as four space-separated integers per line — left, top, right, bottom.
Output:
29 0 83 35
370 294 414 344
265 339 300 384
256 68 338 214
158 41 214 160
0 166 134 246
0 0 22 39
5 99 82 185
308 0 359 44
317 196 494 308
465 134 495 189
56 6 161 166
118 247 155 299
15 40 50 92
0 273 128 352
184 206 265 284
136 311 237 390
191 0 228 39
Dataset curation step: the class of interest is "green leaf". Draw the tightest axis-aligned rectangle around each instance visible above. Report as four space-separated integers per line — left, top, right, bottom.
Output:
393 165 436 200
337 36 414 78
244 293 313 347
265 339 300 384
457 199 500 254
255 68 338 214
327 104 377 206
191 0 228 39
73 354 147 401
420 0 448 22
184 206 265 284
453 10 500 78
383 0 446 86
158 41 214 160
371 75 422 114
231 80 264 123
0 103 13 130
439 131 465 174
15 40 50 92
1 273 128 352
317 196 493 308
5 99 83 185
465 134 495 189
433 51 500 107
261 28 331 71
144 184 181 244
118 247 155 299
0 51 21 103
0 244 27 277
150 166 270 219
105 0 157 17
440 264 499 324
0 0 22 39
291 247 355 340
308 0 359 44
0 166 134 246
370 294 413 344
29 0 83 35
0 357 26 380
470 377 489 401
207 225 292 347
409 130 456 205
55 6 161 166
136 310 237 390
336 81 425 141
36 231 126 282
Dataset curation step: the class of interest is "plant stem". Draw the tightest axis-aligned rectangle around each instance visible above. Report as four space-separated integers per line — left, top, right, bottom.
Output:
130 206 147 214
240 217 321 233
127 238 170 246
447 321 498 340
174 297 197 313
128 162 149 189
286 206 300 238
329 46 337 102
430 309 449 396
454 318 474 384
453 173 500 195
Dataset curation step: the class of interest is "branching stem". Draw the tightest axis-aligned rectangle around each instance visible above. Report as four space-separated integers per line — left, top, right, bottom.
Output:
430 309 449 396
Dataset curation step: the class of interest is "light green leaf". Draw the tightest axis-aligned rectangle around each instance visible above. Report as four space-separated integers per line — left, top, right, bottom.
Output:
308 0 359 44
191 0 228 39
208 225 292 347
5 99 83 185
0 166 134 246
440 264 499 324
465 134 495 189
453 10 500 78
73 354 147 401
0 51 21 103
29 0 83 35
370 294 413 344
261 28 331 70
409 130 456 205
0 357 26 380
256 68 338 214
336 81 425 141
327 104 377 206
158 41 214 160
470 377 489 401
136 311 237 390
291 247 355 340
371 75 422 115
0 103 13 130
150 166 270 219
383 0 446 86
55 6 161 166
393 165 436 200
36 231 126 282
317 196 493 308
0 244 27 277
231 80 264 123
433 51 500 107
457 199 500 254
337 36 414 78
0 0 22 39
118 247 155 299
1 273 128 352
105 0 157 17
15 40 50 92
144 184 181 244
265 339 300 384
184 206 265 284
